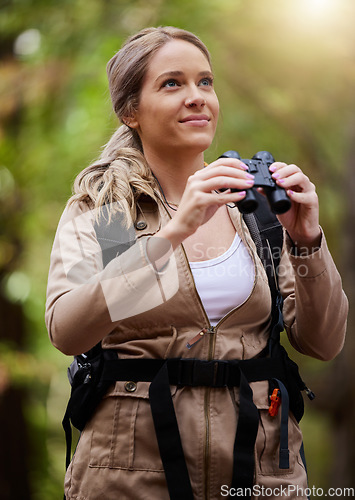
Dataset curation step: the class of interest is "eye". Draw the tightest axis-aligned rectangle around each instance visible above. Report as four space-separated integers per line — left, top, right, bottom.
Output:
199 77 214 87
162 79 180 88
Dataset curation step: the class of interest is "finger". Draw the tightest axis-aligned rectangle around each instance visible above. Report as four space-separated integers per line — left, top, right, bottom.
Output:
190 166 254 186
191 175 254 193
286 189 318 205
270 164 314 191
203 158 249 172
207 189 248 206
275 172 314 193
269 162 288 173
273 171 304 190
270 163 301 178
181 188 248 210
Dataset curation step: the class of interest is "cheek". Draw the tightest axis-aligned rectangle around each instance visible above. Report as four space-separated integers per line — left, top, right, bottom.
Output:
212 95 220 118
209 98 219 135
133 106 157 134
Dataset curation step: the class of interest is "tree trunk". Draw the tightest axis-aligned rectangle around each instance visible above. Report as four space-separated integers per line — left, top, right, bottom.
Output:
0 296 31 499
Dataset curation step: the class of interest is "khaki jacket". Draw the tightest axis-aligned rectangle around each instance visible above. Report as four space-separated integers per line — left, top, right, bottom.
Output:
45 196 348 500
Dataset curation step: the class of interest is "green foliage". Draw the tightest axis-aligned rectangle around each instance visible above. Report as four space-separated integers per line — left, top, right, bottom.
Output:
1 0 353 497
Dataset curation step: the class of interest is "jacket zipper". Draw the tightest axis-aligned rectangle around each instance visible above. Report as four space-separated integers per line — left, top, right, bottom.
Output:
160 202 214 498
185 212 258 352
185 213 258 499
180 242 214 500
166 207 214 499
161 203 257 499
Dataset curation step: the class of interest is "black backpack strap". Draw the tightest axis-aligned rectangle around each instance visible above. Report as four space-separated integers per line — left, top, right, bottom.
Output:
149 362 194 500
63 348 117 470
243 194 315 487
243 191 285 355
272 378 290 469
231 367 259 498
62 401 74 471
243 190 283 303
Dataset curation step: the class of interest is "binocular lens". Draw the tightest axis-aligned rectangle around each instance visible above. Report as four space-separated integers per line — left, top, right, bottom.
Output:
267 189 292 214
271 199 292 215
237 188 258 214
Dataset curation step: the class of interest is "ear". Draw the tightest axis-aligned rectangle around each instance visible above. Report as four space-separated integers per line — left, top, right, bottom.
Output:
122 114 139 130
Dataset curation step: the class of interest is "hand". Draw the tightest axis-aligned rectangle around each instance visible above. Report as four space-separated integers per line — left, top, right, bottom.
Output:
269 162 321 251
158 158 255 249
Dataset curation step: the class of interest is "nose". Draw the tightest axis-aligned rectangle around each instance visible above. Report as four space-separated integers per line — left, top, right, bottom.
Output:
185 88 206 108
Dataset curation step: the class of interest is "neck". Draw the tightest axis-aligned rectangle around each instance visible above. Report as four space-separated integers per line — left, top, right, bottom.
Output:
145 148 205 204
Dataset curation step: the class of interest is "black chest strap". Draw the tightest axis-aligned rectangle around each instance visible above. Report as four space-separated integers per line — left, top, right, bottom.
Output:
100 355 293 500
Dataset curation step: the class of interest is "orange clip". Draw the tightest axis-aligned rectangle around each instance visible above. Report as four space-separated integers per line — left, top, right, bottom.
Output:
268 388 281 417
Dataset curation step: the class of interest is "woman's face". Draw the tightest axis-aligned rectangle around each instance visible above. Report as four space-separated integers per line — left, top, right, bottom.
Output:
129 39 219 158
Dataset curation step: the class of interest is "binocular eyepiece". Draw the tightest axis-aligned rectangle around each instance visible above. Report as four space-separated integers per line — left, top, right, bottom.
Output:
219 150 291 215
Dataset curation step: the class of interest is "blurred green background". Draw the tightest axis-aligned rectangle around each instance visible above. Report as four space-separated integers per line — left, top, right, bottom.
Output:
1 0 354 498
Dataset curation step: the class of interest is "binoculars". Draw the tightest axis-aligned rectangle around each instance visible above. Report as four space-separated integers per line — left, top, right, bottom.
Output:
219 150 291 214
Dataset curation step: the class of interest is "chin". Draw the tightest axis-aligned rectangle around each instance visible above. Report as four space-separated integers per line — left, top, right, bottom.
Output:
182 135 214 152
188 140 213 153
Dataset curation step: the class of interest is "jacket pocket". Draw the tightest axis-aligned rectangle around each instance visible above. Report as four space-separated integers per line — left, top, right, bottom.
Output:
253 380 303 476
255 409 303 476
89 380 176 472
235 381 303 476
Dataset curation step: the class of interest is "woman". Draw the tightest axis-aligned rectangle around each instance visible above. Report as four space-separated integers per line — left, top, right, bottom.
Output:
46 27 348 499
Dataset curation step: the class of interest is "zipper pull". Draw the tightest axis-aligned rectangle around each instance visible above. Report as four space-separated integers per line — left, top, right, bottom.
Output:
186 327 216 349
186 328 208 349
304 386 316 401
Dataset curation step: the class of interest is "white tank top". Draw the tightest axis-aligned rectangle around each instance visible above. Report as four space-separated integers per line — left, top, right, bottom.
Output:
189 233 255 326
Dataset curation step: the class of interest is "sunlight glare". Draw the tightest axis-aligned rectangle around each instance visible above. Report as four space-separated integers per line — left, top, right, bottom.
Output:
302 0 335 16
287 0 339 29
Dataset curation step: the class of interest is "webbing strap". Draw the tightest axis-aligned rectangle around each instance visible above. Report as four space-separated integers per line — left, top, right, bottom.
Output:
149 361 194 500
231 368 259 498
243 211 284 358
269 292 285 356
102 357 285 387
274 379 290 469
243 193 283 305
147 360 283 500
62 398 74 470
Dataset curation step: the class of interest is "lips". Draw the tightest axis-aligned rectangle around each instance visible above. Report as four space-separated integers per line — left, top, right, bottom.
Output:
179 114 210 123
179 114 211 128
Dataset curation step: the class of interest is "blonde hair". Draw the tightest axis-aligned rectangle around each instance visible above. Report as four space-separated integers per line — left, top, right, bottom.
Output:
68 26 212 224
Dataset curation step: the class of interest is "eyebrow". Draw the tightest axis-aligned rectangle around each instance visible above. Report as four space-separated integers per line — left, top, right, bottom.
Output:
155 70 214 83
